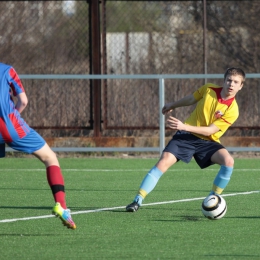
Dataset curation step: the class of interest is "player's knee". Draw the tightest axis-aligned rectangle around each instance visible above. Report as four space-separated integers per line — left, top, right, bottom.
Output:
156 152 177 172
40 150 59 167
46 152 59 166
223 155 234 167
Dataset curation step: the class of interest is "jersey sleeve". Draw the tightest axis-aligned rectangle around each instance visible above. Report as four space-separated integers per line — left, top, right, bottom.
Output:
193 84 208 101
7 67 25 96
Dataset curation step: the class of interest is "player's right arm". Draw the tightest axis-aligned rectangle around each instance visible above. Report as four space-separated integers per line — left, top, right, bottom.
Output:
162 94 197 115
167 116 220 136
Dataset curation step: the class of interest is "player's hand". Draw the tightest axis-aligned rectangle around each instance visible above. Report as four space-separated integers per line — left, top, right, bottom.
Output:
167 116 185 130
162 103 173 115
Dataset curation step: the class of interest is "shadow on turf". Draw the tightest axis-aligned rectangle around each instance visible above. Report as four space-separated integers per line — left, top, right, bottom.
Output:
150 216 203 222
106 208 260 221
0 206 104 211
205 255 260 258
0 206 50 210
0 234 57 237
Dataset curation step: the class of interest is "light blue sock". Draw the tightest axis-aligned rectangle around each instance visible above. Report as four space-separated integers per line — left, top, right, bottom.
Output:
134 166 163 205
210 165 233 195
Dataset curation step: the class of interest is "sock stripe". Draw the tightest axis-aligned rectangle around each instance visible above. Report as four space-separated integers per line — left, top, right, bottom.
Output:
51 184 65 194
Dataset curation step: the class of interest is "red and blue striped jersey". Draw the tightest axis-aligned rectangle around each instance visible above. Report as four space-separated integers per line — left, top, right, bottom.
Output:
0 63 30 143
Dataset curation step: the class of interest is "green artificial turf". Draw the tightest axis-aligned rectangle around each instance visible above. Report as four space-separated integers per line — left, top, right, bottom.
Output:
0 157 259 259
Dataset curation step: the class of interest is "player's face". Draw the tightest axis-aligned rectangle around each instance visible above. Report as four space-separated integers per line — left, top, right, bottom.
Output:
222 74 244 99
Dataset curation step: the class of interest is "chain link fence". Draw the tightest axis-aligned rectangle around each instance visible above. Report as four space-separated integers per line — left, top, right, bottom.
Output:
0 1 91 137
0 1 259 138
104 0 260 137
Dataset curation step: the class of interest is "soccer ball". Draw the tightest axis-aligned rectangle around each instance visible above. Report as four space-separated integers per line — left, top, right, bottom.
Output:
201 194 227 220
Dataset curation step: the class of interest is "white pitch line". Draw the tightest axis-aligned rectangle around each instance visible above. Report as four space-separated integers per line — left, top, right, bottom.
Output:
0 190 259 224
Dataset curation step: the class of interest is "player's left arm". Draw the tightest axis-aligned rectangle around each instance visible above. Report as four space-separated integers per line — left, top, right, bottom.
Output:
8 67 27 113
167 116 219 136
15 92 28 113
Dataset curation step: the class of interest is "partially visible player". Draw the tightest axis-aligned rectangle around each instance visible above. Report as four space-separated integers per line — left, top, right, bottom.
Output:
126 67 246 212
0 62 76 229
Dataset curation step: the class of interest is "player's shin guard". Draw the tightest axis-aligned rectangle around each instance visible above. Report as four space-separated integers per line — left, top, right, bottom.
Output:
134 166 163 205
210 165 233 195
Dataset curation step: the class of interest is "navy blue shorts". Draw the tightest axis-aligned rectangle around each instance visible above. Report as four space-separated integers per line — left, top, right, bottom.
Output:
164 131 225 169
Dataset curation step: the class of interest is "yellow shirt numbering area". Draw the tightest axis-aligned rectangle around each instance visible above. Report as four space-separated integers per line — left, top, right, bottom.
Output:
185 83 239 143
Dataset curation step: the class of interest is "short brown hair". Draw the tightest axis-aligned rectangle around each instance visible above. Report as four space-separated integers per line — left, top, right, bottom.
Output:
224 67 246 83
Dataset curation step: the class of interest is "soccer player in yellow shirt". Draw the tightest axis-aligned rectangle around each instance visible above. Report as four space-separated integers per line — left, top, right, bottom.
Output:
126 67 246 212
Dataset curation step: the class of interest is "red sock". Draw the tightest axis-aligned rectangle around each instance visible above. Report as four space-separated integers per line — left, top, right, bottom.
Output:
46 165 67 209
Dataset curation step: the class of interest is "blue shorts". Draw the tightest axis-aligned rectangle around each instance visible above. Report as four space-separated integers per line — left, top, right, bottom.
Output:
164 131 225 169
7 129 46 154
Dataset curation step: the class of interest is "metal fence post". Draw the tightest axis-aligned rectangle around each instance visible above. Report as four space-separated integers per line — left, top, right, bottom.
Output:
159 78 165 155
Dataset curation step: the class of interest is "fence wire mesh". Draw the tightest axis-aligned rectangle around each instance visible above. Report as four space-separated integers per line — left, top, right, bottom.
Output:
0 1 259 138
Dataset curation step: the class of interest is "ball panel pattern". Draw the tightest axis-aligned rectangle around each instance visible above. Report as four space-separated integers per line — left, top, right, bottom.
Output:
201 194 227 220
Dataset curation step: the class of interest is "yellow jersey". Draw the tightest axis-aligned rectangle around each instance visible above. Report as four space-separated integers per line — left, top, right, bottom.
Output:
185 83 239 143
